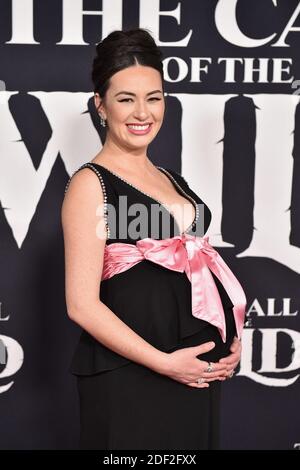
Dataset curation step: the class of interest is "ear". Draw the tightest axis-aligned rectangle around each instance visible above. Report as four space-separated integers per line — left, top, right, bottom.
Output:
94 93 106 118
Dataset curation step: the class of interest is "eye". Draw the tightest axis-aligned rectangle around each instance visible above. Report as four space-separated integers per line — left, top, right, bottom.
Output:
118 97 162 103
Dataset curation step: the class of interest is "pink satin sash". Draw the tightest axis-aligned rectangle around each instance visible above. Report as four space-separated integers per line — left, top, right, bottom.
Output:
102 233 247 342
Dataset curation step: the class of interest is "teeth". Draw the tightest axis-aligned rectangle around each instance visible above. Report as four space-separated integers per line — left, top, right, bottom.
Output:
127 124 150 130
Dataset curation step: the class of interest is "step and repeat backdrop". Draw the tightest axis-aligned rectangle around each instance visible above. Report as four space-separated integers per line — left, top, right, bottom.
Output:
0 0 299 450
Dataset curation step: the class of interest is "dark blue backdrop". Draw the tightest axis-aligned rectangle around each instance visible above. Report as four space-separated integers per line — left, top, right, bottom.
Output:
0 0 299 450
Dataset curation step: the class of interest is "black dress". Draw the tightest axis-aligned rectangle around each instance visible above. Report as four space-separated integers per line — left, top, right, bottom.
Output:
65 162 237 450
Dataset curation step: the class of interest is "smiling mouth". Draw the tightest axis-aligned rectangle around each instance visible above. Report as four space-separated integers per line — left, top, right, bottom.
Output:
126 123 152 130
126 123 153 135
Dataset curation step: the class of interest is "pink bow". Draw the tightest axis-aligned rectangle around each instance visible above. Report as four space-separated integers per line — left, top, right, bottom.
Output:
102 233 247 342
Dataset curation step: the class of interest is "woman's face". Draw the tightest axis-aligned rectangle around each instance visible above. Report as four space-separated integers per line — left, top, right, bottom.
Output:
95 65 165 150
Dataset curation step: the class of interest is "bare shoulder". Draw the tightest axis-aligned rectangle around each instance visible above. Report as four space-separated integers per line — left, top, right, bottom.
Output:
64 165 103 201
61 166 107 242
62 165 104 212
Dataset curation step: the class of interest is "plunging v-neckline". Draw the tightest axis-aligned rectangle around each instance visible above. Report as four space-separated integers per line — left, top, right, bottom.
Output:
91 163 198 235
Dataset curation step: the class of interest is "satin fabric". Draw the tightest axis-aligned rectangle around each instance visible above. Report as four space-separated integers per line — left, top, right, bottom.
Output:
102 233 247 342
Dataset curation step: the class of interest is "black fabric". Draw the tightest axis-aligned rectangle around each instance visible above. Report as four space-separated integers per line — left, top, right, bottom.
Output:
68 162 237 450
77 312 235 450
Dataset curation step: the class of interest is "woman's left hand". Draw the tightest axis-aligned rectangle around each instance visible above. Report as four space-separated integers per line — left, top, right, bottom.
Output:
218 336 242 380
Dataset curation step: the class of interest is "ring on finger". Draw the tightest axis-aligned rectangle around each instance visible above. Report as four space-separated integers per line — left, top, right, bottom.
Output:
205 361 214 373
197 377 206 385
228 369 235 378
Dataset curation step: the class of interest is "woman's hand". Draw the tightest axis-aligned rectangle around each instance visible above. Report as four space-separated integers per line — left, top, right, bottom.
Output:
160 341 229 388
218 336 242 379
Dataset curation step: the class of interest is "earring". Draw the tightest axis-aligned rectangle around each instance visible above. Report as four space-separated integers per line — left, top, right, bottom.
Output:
99 113 106 127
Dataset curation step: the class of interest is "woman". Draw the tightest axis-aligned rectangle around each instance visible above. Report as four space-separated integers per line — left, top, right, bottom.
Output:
61 28 247 450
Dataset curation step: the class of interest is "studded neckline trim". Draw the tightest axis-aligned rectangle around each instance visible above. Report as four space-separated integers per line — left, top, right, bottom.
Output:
64 162 200 238
92 162 199 235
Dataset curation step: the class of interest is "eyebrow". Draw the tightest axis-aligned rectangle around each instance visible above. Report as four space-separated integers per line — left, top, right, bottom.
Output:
114 90 163 97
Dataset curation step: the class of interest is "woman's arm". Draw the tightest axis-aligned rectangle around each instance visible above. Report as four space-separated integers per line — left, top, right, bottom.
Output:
61 168 168 374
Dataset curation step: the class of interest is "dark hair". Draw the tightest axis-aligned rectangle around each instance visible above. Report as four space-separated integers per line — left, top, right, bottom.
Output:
91 28 164 99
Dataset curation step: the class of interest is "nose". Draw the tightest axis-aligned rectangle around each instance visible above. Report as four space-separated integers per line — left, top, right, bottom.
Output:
133 100 150 121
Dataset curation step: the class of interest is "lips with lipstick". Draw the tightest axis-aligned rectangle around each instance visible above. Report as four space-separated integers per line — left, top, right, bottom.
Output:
126 123 153 135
